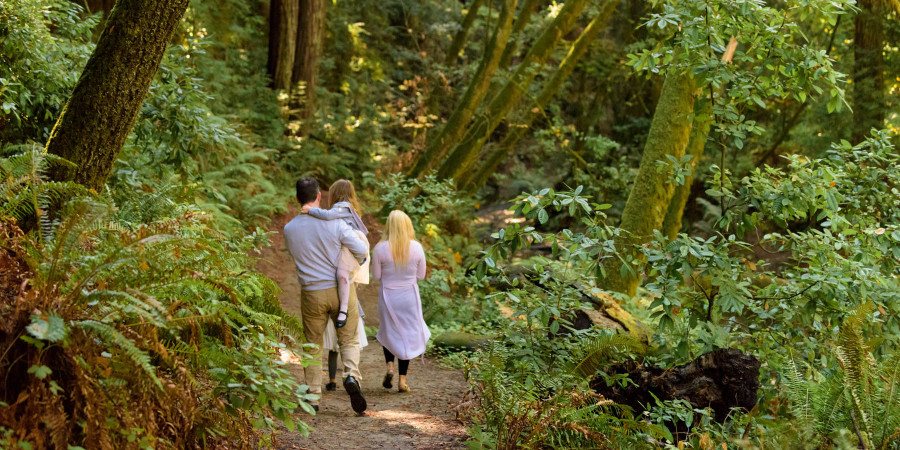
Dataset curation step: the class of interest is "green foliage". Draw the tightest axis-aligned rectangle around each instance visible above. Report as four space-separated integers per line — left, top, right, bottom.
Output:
629 0 849 152
0 151 313 447
779 305 900 448
568 332 645 378
0 0 96 143
464 127 900 443
459 187 672 447
638 132 900 366
0 145 84 232
377 173 474 232
465 337 666 449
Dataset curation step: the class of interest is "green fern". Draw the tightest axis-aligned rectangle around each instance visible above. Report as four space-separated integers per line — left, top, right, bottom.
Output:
1 149 315 445
0 147 84 234
74 319 162 389
468 337 660 449
568 332 646 378
782 303 900 448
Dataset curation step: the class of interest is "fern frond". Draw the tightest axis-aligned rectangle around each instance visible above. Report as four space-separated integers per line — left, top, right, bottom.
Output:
75 319 163 389
837 303 875 446
568 332 645 378
784 356 814 433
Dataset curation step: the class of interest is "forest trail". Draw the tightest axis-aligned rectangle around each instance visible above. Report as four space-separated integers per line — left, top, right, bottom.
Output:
254 206 469 449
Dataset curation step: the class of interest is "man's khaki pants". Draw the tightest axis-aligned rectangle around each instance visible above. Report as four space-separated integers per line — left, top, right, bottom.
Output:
301 284 361 399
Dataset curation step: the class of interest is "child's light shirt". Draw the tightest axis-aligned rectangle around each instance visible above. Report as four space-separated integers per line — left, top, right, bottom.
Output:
308 201 369 235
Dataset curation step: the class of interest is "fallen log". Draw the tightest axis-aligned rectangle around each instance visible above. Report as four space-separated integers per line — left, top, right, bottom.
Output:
432 331 494 352
590 348 760 423
495 265 652 341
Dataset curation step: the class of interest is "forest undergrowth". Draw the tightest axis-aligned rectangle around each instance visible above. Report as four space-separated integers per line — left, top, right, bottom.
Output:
3 0 900 448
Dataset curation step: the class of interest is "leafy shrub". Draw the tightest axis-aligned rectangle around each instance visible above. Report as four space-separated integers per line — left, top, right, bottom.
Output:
462 132 900 446
0 0 96 143
641 132 900 367
0 152 315 448
465 335 665 449
376 173 475 234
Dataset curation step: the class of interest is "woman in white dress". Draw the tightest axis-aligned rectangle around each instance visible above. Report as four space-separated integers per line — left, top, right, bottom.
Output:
372 210 429 392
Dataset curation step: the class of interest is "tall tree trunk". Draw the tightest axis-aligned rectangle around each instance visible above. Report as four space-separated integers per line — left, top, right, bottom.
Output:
267 0 282 82
461 0 617 191
292 0 325 132
82 0 116 14
851 0 885 142
445 0 486 66
45 0 190 191
497 0 541 68
267 0 300 90
407 0 518 179
660 98 712 240
599 73 697 297
434 0 591 184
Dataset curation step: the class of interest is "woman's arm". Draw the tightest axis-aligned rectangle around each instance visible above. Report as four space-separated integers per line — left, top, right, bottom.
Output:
415 242 426 280
372 246 382 280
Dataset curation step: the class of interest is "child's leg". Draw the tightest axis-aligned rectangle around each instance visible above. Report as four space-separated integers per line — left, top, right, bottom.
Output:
328 351 339 381
335 263 351 327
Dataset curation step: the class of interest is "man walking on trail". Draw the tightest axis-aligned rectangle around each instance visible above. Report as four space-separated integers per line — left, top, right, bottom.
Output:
284 177 369 414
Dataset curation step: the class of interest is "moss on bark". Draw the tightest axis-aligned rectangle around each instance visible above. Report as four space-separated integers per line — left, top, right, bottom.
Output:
497 0 541 68
45 0 190 191
434 0 591 184
460 1 618 191
445 0 486 66
661 98 712 240
408 0 518 178
600 72 697 297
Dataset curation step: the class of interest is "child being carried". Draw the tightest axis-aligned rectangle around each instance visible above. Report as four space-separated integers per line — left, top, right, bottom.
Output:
302 179 369 328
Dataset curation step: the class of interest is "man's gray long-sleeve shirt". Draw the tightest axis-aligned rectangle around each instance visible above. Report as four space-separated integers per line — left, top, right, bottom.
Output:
283 213 368 291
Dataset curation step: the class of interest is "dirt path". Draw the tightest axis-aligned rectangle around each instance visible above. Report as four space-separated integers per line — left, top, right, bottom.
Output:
255 206 469 449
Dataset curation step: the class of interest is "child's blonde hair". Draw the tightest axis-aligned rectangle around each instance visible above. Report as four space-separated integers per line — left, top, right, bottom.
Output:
327 179 361 213
382 210 415 268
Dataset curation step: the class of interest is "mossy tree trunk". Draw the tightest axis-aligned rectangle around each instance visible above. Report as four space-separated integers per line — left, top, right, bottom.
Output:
291 0 325 132
434 0 591 184
408 0 518 178
851 0 885 143
599 72 697 297
45 0 190 191
445 0 486 66
497 0 541 68
660 98 712 240
460 0 618 191
267 0 300 91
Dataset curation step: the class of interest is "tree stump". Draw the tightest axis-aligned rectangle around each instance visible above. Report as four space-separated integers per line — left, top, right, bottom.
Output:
590 348 760 423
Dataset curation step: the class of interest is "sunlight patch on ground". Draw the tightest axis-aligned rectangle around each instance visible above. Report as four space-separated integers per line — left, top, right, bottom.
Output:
279 348 303 364
367 409 444 433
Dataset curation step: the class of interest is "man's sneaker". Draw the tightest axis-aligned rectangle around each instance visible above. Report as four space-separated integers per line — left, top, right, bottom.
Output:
343 376 367 414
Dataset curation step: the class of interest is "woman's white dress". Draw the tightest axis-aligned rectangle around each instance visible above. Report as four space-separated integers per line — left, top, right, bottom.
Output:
372 240 430 360
322 315 368 351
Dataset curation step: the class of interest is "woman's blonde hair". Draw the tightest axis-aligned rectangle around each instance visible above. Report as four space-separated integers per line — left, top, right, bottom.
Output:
382 210 415 268
326 179 362 213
